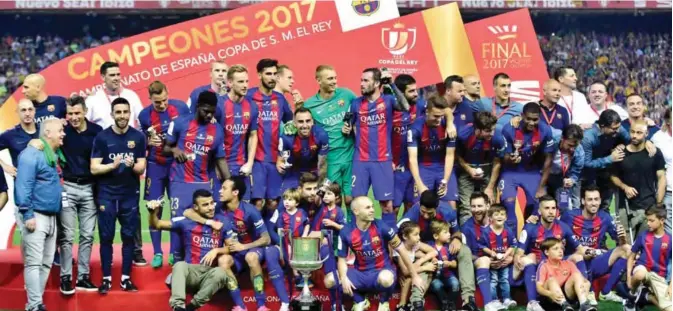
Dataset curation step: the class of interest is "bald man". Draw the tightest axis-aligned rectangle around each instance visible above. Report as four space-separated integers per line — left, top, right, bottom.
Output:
186 60 228 114
0 99 40 177
22 74 67 126
462 75 481 105
338 196 425 311
539 79 570 138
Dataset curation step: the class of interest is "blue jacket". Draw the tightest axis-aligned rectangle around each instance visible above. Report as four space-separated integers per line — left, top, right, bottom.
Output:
552 135 584 182
581 124 629 182
15 146 63 220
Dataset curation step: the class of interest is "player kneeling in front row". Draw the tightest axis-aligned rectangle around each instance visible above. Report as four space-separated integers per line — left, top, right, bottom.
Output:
536 238 596 311
624 207 672 311
393 222 437 311
338 196 425 311
147 190 240 311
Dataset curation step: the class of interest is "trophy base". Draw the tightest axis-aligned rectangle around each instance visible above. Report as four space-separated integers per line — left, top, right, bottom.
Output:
290 298 322 311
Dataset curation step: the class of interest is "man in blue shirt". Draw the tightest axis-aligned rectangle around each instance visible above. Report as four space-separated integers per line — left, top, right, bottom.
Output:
0 98 39 177
538 79 570 138
444 75 472 131
548 125 584 214
15 119 65 311
473 73 523 134
91 97 147 294
21 74 67 125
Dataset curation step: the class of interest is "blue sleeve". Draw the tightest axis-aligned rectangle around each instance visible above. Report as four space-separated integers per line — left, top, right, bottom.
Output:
336 208 345 225
582 131 613 169
318 128 329 156
378 220 398 243
407 124 420 148
222 217 235 240
631 233 643 253
249 105 259 131
301 211 309 228
135 132 147 159
279 135 292 153
503 126 514 154
440 206 459 233
189 90 199 114
0 168 7 192
337 229 350 258
477 230 490 250
563 224 580 251
91 135 106 159
474 98 489 112
507 228 517 247
267 209 280 245
399 205 419 227
170 217 184 232
0 131 10 152
517 226 532 251
560 211 572 226
138 109 149 133
569 145 584 182
349 99 358 125
281 98 293 123
214 127 226 159
166 119 181 145
247 206 268 238
543 127 556 154
15 150 38 220
177 100 191 115
493 132 507 158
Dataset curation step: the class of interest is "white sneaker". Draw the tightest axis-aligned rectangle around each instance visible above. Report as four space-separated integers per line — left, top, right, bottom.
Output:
587 291 598 306
600 291 623 302
279 302 289 311
377 301 390 311
502 299 517 308
526 300 545 311
485 301 506 311
352 301 366 311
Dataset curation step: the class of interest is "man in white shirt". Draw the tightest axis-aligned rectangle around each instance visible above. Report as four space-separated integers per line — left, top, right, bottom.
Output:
651 108 672 232
585 82 628 123
553 66 593 128
85 61 143 129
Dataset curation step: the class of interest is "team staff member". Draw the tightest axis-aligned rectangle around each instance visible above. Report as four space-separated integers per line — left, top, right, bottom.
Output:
621 94 659 140
585 82 628 123
650 109 672 232
474 73 523 133
186 60 228 114
553 66 592 128
538 79 570 138
91 97 147 294
138 81 190 268
462 74 481 107
0 98 40 178
86 61 144 129
21 73 66 125
303 65 358 211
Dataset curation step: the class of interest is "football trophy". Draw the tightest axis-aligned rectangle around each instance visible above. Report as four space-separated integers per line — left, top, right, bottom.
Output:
289 237 325 311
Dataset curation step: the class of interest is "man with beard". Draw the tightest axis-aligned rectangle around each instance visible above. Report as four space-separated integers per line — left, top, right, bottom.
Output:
391 74 426 216
407 93 457 208
138 81 190 268
456 112 505 224
462 74 482 107
21 73 66 125
277 107 329 191
514 196 585 311
499 102 555 233
187 60 228 114
561 185 630 304
91 97 147 294
86 61 144 129
553 66 592 128
303 65 358 212
474 73 523 134
585 82 628 123
274 64 303 111
248 59 293 213
538 79 570 138
339 196 425 311
164 91 230 262
217 64 258 201
398 190 490 311
444 75 472 131
621 94 659 140
610 120 666 236
0 99 39 178
547 125 584 213
343 67 409 228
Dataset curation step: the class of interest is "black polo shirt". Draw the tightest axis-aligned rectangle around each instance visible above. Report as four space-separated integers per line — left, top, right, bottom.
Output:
62 120 103 181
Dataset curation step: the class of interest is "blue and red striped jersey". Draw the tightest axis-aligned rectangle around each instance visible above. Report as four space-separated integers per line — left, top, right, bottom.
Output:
138 99 190 166
407 116 456 166
247 88 293 163
166 116 226 183
631 231 672 279
479 225 516 254
502 122 555 172
399 201 458 243
461 217 490 257
338 219 397 271
350 94 396 162
456 125 506 166
171 214 232 264
561 209 618 249
217 95 259 166
279 126 329 173
392 100 426 168
517 220 579 261
312 204 345 233
428 241 457 278
226 201 268 244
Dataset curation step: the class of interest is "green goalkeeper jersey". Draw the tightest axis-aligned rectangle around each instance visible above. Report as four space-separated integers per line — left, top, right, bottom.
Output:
303 87 357 164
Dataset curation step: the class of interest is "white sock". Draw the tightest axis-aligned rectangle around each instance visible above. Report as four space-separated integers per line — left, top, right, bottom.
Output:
103 276 111 281
121 275 130 281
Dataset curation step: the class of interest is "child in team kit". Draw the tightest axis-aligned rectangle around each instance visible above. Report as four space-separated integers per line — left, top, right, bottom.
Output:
428 220 460 311
311 183 346 247
536 238 596 311
274 188 310 287
393 221 438 311
626 207 672 311
479 205 517 309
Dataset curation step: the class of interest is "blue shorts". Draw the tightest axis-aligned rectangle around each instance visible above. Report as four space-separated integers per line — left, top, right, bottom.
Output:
227 163 252 201
232 247 266 272
351 160 394 201
169 181 211 217
145 161 171 201
499 171 542 231
251 161 282 200
588 249 614 279
418 165 459 202
345 267 396 292
393 169 415 207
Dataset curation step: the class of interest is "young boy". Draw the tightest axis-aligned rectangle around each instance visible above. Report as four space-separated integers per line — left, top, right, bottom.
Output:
311 183 346 245
271 188 310 287
626 207 672 311
428 220 460 311
536 238 596 311
479 205 517 308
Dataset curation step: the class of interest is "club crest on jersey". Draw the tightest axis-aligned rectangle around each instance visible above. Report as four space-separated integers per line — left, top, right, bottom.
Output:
460 114 466 120
376 103 385 110
127 141 135 149
271 100 277 106
371 236 380 246
47 105 55 112
352 0 379 16
557 113 562 119
296 216 301 222
206 135 214 143
663 243 669 249
338 99 345 107
243 112 250 119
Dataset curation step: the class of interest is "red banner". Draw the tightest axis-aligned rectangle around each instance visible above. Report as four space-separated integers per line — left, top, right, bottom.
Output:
465 8 549 102
397 0 672 9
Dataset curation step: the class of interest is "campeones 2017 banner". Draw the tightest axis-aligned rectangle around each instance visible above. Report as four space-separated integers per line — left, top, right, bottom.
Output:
0 0 547 248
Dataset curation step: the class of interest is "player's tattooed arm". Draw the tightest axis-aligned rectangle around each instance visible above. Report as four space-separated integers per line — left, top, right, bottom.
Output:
656 168 666 206
147 200 172 230
317 154 327 181
391 83 410 112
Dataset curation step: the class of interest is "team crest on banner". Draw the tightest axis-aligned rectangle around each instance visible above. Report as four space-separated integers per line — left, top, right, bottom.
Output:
352 0 379 16
127 141 135 149
381 23 417 56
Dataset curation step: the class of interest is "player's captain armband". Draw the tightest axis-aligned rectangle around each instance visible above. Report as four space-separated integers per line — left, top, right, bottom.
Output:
407 130 413 143
389 235 402 249
519 230 528 245
254 219 264 228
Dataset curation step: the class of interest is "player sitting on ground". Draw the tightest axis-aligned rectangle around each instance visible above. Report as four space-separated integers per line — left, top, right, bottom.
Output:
428 220 460 311
536 237 596 311
393 221 437 311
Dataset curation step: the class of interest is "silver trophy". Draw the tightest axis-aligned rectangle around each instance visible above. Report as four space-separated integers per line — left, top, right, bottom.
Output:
289 237 326 311
512 140 523 158
282 150 292 169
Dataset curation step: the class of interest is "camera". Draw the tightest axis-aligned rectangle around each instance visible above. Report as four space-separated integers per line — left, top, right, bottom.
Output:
342 112 354 124
380 67 392 85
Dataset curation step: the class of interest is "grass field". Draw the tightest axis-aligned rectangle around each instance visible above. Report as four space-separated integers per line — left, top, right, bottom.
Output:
8 180 657 311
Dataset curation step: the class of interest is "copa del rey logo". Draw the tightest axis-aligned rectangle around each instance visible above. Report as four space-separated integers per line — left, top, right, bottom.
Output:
487 24 518 40
381 22 417 56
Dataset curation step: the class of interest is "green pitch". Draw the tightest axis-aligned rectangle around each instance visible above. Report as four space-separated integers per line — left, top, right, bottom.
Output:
8 181 656 311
